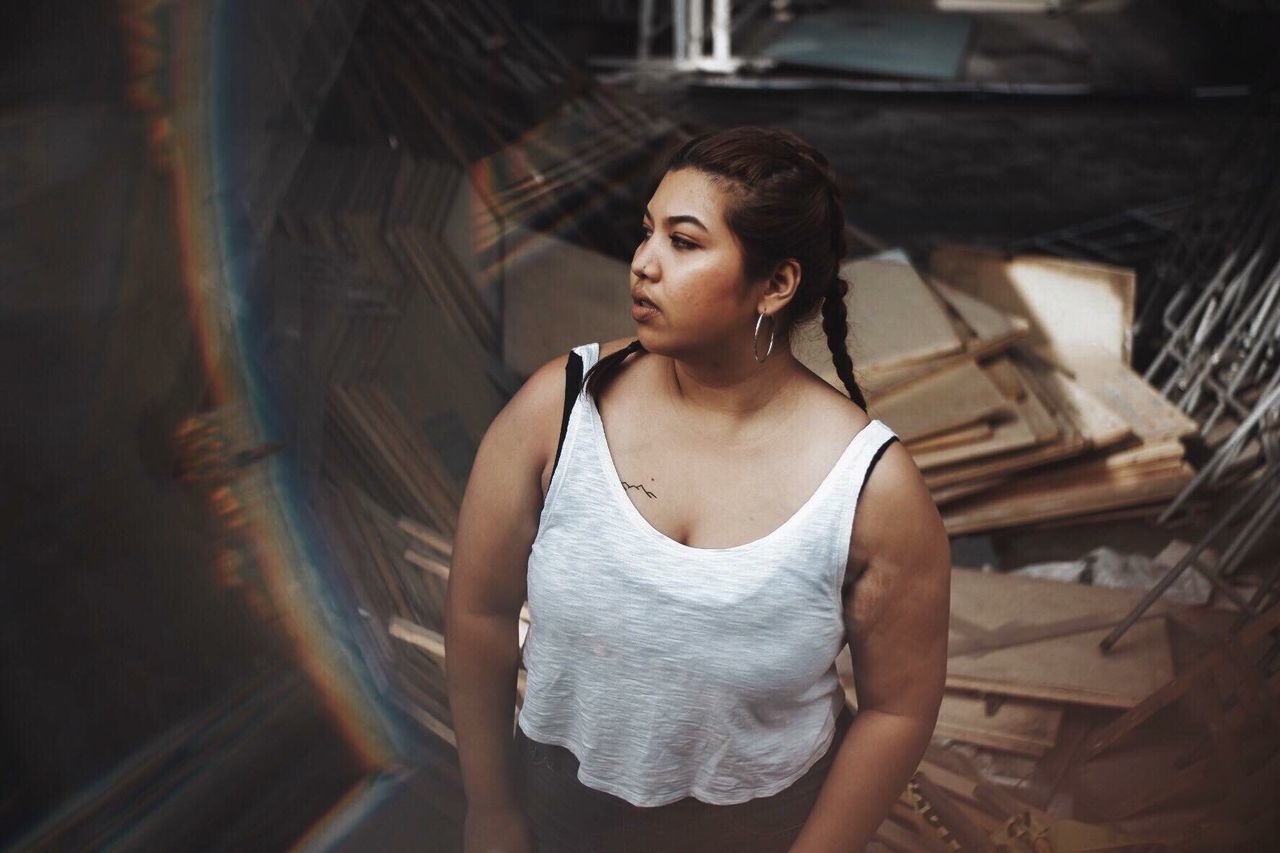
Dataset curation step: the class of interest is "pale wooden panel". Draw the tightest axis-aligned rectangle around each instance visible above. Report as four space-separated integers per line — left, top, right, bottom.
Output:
942 459 1194 535
931 276 1030 354
935 691 1063 757
794 257 964 386
982 356 1025 400
930 475 1008 505
912 410 1037 471
845 258 965 370
947 568 1175 708
1012 354 1131 448
909 358 1058 470
922 410 1086 490
1069 356 1198 443
871 359 1014 443
908 422 993 453
929 245 1135 370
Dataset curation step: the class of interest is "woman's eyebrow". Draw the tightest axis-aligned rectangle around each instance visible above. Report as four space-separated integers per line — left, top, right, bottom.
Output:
644 208 708 232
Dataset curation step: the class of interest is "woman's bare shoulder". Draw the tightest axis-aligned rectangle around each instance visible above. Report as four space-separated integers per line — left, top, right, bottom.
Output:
496 339 638 484
845 438 948 612
485 352 572 473
797 370 872 434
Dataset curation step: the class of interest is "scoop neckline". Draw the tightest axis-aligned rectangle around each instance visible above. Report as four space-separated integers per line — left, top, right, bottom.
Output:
585 390 883 555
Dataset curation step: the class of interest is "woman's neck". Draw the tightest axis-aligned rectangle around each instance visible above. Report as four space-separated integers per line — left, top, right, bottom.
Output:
662 341 802 430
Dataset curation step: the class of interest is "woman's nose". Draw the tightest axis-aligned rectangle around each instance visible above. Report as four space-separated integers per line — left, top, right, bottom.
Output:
632 244 658 281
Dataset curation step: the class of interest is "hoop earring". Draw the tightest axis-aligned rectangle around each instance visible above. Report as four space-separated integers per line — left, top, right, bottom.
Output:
753 312 775 363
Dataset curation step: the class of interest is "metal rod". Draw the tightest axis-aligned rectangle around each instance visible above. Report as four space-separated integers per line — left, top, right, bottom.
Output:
711 0 731 64
1233 542 1280 633
688 0 703 62
1216 475 1280 579
1159 374 1280 521
670 0 687 62
1103 467 1277 651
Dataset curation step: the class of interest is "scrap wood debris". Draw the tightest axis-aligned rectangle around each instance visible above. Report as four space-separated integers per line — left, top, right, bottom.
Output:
793 246 1199 537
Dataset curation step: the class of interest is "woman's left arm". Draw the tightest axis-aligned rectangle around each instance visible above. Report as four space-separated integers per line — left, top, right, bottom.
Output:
789 441 951 853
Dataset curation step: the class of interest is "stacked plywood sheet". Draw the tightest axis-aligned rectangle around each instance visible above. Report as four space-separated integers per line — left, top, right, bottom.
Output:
794 249 1197 534
840 568 1177 756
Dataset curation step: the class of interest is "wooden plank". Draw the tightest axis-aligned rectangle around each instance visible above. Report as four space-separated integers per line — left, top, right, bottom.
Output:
845 258 966 371
404 547 450 582
912 412 1037 471
930 475 1008 506
1085 599 1280 756
397 515 453 557
946 568 1176 708
389 616 446 660
794 258 965 387
929 245 1136 370
911 360 1060 471
941 458 1194 535
859 351 967 398
981 356 1025 401
922 404 1087 491
911 772 996 852
327 384 461 534
908 421 993 453
934 691 1063 757
1069 356 1198 443
931 276 1030 354
871 359 1015 443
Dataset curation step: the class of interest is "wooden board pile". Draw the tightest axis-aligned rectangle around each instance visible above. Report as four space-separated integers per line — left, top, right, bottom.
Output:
794 247 1199 535
845 566 1280 851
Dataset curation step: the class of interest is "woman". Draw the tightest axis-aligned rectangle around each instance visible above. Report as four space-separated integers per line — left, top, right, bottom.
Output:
446 126 950 852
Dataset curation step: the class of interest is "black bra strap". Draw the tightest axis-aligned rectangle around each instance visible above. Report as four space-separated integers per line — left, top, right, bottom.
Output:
550 351 585 486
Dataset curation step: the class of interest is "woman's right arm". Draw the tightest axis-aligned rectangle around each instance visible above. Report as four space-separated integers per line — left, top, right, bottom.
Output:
445 354 568 852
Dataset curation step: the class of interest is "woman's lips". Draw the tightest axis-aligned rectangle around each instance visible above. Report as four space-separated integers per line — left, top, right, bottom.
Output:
631 299 659 322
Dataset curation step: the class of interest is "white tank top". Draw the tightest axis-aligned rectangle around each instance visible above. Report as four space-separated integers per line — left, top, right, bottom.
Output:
518 342 899 807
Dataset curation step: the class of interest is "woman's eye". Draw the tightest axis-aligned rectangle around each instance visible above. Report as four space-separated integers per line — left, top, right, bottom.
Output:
671 236 695 250
639 225 652 241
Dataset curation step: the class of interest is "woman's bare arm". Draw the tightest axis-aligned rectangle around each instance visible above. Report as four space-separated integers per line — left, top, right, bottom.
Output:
445 354 565 824
789 442 951 852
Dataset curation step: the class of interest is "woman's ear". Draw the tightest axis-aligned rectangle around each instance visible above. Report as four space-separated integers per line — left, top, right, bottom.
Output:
760 258 802 315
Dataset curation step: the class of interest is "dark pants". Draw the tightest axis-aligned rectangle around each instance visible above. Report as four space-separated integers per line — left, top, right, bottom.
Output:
514 707 855 853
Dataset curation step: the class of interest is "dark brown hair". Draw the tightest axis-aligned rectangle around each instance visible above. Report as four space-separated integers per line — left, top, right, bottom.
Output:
584 126 866 410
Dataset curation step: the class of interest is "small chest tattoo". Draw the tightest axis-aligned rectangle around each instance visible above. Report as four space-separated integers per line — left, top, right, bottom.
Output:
620 479 657 499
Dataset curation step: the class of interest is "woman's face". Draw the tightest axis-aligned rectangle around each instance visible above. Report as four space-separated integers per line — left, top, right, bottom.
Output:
630 168 759 354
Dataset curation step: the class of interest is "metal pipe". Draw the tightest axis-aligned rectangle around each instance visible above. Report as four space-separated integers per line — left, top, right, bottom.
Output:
1104 466 1276 651
1159 374 1280 521
671 0 687 62
711 0 730 64
1216 476 1280 579
688 0 704 61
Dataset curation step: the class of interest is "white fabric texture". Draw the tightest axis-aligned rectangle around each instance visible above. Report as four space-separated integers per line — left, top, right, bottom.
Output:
517 342 899 807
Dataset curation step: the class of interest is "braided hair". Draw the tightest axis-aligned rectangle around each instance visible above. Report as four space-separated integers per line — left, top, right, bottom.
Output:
585 126 866 410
